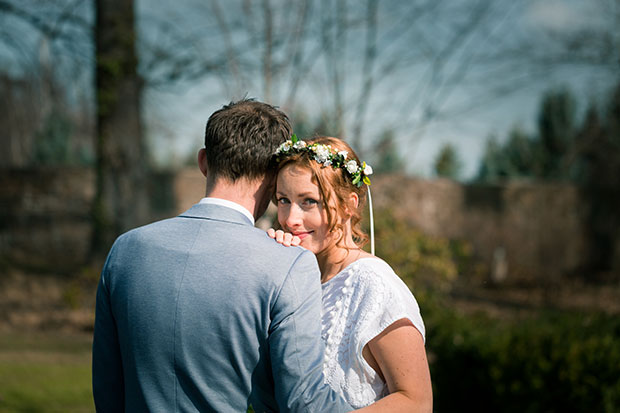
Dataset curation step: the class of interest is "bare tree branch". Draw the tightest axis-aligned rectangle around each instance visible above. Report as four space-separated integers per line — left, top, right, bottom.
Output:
350 0 378 151
210 0 245 96
262 0 273 101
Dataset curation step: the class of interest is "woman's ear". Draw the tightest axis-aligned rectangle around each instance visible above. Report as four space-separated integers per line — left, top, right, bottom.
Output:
346 192 359 215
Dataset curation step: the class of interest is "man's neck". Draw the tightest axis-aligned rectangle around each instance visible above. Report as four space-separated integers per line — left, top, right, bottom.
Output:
205 177 272 221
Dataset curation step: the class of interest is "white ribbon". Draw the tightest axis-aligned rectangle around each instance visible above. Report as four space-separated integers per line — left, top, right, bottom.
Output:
367 186 375 256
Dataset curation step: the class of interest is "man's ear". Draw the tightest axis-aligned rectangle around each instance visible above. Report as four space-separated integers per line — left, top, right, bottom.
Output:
198 148 208 177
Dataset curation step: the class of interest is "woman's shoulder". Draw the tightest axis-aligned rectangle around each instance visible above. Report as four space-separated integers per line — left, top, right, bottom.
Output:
354 255 393 272
348 256 402 286
340 256 413 306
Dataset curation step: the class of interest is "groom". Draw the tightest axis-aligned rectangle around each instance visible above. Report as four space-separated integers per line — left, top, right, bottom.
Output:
92 99 352 412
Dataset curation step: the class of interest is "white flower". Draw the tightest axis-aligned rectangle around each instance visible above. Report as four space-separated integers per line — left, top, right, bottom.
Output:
363 164 373 176
277 140 292 154
345 160 359 174
337 150 348 159
313 144 331 163
324 160 332 166
293 140 307 149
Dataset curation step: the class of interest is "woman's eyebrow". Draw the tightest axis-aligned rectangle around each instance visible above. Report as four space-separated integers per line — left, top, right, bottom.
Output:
276 190 318 197
297 191 318 197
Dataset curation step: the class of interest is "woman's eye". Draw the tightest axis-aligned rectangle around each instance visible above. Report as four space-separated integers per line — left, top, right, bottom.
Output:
304 198 318 206
277 197 290 204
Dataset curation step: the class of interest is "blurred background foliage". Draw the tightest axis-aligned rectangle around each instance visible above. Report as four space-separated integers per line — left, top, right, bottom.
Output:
475 81 620 274
369 208 471 291
434 142 463 179
476 83 620 185
426 302 620 412
372 207 620 412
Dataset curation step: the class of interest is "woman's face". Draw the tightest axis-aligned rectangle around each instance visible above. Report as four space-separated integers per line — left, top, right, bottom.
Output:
276 164 332 254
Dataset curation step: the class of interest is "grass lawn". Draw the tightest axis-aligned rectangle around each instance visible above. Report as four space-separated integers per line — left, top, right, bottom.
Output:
0 331 94 413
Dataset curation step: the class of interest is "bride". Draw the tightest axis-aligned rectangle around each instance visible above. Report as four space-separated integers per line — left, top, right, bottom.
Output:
268 136 433 411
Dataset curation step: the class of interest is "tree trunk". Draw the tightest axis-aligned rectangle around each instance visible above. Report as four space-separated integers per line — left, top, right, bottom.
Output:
92 0 148 255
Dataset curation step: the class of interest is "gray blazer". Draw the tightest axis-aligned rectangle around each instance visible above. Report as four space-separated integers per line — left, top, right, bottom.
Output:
92 203 352 412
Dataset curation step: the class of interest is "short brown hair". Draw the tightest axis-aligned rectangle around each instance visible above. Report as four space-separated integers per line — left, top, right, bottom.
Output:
276 136 368 249
204 99 292 181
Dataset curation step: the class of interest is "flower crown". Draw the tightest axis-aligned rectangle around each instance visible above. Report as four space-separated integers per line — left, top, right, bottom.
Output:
274 134 372 187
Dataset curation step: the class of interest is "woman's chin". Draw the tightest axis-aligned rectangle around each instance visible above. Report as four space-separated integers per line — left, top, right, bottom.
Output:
299 240 317 254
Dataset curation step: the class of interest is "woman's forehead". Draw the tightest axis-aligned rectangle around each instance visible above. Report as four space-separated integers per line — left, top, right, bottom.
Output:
280 163 311 175
277 165 318 189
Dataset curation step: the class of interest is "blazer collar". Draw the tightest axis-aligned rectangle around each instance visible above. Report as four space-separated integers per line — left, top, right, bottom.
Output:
179 203 254 227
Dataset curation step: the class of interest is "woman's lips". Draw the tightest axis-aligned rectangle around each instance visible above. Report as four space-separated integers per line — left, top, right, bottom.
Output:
292 231 313 240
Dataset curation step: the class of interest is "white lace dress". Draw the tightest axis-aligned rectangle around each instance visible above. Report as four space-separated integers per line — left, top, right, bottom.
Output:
321 257 426 408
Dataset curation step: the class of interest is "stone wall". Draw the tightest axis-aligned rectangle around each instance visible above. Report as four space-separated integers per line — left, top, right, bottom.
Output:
0 168 94 272
372 175 591 283
0 168 177 272
0 168 611 283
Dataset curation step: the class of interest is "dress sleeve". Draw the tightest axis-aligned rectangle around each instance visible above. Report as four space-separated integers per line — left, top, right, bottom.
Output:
354 263 426 354
268 249 353 412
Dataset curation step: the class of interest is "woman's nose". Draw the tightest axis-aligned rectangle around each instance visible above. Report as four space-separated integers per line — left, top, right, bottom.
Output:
285 204 303 229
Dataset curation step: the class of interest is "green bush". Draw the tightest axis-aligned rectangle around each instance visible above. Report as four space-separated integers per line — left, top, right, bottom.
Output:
423 299 620 413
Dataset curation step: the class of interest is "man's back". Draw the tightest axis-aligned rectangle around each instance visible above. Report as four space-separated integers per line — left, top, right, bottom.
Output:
93 203 350 412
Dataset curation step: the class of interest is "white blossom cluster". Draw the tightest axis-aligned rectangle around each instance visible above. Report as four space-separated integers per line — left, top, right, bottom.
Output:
275 135 373 187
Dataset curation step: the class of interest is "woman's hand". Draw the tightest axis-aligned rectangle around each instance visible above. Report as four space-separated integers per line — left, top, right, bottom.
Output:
267 228 301 247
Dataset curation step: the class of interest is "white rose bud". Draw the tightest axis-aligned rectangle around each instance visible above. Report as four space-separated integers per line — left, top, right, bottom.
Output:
345 160 359 174
337 150 348 159
314 145 331 163
293 140 306 149
363 164 373 176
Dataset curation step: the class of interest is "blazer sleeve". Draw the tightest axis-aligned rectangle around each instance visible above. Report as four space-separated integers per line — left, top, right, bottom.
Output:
92 245 125 412
268 249 353 412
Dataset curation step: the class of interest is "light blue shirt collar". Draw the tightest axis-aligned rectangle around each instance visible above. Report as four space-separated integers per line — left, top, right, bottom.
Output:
198 197 255 225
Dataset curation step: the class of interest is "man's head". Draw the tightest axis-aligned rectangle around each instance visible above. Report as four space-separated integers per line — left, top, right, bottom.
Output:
202 99 292 184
